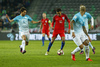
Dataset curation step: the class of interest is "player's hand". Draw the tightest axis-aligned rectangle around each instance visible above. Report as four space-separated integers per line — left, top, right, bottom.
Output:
38 20 41 23
6 14 9 18
72 32 75 38
68 29 70 34
52 27 54 30
91 26 94 30
49 27 50 31
88 36 92 42
39 29 41 33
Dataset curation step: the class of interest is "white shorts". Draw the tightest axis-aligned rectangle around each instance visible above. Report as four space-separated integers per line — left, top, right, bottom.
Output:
19 32 30 42
71 32 88 46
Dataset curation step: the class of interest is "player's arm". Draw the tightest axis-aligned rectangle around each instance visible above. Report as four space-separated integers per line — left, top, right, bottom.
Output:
39 23 42 32
6 14 14 22
48 20 51 30
65 14 70 34
31 20 40 24
83 25 91 42
87 13 94 29
91 17 94 29
51 16 55 30
71 20 75 38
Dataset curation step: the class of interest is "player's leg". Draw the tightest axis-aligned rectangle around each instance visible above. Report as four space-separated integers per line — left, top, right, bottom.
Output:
45 37 56 55
25 33 30 46
71 36 84 61
88 42 95 54
80 46 84 54
42 33 45 46
21 35 26 54
46 30 51 41
45 32 57 55
83 40 92 61
47 35 51 41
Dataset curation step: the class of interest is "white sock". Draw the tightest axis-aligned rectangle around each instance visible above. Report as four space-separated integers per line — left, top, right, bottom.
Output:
71 47 81 54
89 42 93 49
81 45 85 51
22 40 25 51
81 48 84 51
85 45 89 59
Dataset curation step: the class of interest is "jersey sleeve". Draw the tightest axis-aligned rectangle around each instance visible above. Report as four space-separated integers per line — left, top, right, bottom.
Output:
64 14 70 29
51 16 55 27
87 13 92 19
28 15 33 22
13 16 18 21
72 14 78 22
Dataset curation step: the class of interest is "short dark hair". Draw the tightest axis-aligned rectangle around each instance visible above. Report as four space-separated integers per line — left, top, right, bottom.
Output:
56 8 61 12
20 7 26 12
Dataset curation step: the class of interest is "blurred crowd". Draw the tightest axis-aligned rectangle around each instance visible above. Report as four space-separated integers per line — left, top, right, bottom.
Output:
0 0 32 32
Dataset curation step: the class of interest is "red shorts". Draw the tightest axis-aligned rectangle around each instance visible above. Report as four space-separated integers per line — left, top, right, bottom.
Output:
42 29 50 36
52 30 65 38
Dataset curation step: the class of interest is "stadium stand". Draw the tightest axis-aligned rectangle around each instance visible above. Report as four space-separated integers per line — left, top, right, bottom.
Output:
0 0 100 32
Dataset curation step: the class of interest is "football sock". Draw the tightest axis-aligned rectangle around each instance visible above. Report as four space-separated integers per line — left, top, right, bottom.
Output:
49 38 51 41
85 45 89 59
81 48 84 51
81 45 84 51
22 40 25 51
71 47 81 54
42 37 45 45
47 42 52 52
61 42 65 50
89 42 93 49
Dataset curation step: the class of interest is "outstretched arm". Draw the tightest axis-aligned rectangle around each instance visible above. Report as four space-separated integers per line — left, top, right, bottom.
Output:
31 20 40 24
6 14 14 22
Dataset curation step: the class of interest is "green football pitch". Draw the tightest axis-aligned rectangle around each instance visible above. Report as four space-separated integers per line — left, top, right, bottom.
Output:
0 40 100 67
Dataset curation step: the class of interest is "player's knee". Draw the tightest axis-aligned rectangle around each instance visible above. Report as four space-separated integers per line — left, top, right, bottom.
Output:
62 40 65 43
26 42 29 46
83 39 89 46
22 35 26 40
79 44 84 49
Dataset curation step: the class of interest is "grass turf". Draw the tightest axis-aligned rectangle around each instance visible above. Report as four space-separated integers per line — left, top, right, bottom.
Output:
0 40 100 67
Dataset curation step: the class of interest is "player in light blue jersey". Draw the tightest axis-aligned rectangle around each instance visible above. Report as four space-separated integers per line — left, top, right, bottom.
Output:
6 7 40 54
71 5 92 61
79 5 95 54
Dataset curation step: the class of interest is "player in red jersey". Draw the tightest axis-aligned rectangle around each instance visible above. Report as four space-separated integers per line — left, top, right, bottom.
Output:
45 8 70 55
39 13 51 46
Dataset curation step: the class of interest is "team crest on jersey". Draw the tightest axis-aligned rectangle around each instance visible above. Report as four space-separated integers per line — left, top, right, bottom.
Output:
25 17 27 18
62 17 65 20
74 16 77 19
84 15 86 17
45 21 47 23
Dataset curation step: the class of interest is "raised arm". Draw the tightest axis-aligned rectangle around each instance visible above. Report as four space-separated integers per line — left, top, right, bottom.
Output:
6 14 14 22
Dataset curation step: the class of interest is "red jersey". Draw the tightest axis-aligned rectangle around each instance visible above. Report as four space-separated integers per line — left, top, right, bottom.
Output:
41 18 50 30
51 13 70 32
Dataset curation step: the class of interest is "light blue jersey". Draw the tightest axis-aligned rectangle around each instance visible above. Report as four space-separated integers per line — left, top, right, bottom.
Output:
82 12 92 32
72 12 85 34
13 15 33 33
